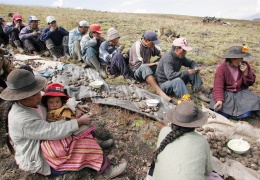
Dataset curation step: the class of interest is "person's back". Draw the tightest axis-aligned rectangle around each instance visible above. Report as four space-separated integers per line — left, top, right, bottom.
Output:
153 127 212 180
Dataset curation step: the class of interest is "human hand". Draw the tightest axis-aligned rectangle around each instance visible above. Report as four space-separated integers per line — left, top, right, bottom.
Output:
76 104 90 113
50 27 55 32
239 63 248 76
15 23 20 29
77 113 94 126
32 31 38 36
123 53 128 59
154 61 159 66
194 67 201 73
214 101 223 111
119 45 125 51
188 69 197 75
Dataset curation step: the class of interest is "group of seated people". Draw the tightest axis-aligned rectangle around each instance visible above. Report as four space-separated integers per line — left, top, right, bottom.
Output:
0 12 259 180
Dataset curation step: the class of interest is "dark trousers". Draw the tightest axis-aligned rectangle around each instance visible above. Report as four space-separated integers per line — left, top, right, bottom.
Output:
23 39 46 53
108 53 132 78
0 33 9 45
9 30 21 43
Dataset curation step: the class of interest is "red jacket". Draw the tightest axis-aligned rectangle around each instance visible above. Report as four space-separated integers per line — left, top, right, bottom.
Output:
212 61 256 102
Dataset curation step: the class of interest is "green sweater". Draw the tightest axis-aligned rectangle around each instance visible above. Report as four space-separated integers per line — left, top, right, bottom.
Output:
153 127 213 180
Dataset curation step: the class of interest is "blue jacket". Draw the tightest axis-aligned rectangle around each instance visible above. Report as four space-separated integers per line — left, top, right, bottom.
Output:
19 25 42 41
40 26 69 46
99 40 120 64
68 28 83 55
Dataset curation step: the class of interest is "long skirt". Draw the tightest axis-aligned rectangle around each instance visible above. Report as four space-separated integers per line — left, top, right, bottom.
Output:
210 89 260 117
40 127 103 171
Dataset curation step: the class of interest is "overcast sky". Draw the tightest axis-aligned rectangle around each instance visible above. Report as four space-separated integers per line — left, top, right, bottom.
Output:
1 0 260 19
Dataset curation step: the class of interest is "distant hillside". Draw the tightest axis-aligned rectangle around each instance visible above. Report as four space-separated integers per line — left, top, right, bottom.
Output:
244 13 260 20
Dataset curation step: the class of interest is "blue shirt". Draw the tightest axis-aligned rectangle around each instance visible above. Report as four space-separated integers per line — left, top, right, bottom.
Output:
39 26 69 46
68 28 83 55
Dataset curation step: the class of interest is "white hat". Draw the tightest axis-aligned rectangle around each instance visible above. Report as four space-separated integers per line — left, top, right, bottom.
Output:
107 27 120 41
46 16 56 24
79 20 89 27
28 16 40 23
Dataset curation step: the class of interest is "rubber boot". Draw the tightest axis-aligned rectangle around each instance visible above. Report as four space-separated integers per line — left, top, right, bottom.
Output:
49 47 59 61
13 40 24 53
88 56 107 79
103 161 127 179
63 45 71 59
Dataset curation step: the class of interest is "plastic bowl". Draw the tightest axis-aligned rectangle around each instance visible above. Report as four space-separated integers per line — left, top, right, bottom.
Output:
145 99 160 107
89 80 104 89
227 139 250 154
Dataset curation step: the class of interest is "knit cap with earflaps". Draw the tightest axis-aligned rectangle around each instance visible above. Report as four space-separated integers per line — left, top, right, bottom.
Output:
107 27 120 41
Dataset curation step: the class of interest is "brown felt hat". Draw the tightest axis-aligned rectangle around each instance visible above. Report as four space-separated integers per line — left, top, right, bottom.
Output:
166 101 208 128
222 46 251 58
0 69 47 101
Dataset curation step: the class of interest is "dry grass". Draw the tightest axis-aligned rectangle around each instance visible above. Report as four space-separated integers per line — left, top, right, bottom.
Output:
1 3 259 100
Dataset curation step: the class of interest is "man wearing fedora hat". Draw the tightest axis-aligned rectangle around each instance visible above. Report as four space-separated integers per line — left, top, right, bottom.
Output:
19 15 46 55
0 69 128 178
40 16 70 61
3 13 26 53
80 24 107 78
210 45 260 119
149 101 220 179
156 37 210 104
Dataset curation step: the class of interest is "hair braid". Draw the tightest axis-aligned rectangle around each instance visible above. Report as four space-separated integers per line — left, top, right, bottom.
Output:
153 124 194 161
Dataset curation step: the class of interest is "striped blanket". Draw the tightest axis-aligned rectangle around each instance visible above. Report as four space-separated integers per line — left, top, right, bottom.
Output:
40 128 103 171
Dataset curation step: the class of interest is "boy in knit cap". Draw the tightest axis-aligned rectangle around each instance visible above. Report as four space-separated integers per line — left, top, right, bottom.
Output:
99 27 132 79
40 16 70 61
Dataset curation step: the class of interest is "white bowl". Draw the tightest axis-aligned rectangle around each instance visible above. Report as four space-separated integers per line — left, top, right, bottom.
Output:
145 99 160 107
89 80 104 88
227 139 250 154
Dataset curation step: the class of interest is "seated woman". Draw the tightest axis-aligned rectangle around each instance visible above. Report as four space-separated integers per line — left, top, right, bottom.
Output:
149 101 222 180
0 69 127 178
210 46 260 119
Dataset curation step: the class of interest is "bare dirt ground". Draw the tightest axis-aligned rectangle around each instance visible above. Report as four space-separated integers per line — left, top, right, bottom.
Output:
0 101 163 180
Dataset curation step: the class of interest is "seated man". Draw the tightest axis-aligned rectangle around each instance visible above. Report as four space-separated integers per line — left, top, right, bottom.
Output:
80 24 107 78
19 16 46 55
40 16 70 61
3 13 26 53
0 48 15 92
68 20 89 62
156 37 210 103
0 15 9 47
99 27 131 79
128 30 173 102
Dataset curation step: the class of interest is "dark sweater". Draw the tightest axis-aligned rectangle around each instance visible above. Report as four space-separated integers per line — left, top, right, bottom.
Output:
212 61 256 102
156 50 197 84
39 26 69 46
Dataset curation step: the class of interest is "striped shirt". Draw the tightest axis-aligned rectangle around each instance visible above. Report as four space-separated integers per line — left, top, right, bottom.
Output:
129 39 161 71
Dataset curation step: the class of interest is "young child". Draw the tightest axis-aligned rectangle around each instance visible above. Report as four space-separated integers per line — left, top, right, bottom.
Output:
42 83 113 145
41 83 92 136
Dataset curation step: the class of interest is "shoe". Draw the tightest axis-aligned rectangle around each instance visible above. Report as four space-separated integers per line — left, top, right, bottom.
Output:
99 139 114 149
103 161 127 179
170 97 178 105
126 77 136 84
193 92 211 103
256 111 260 117
99 69 107 79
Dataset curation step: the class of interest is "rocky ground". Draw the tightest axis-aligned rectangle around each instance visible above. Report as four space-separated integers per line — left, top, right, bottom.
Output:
0 100 164 180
